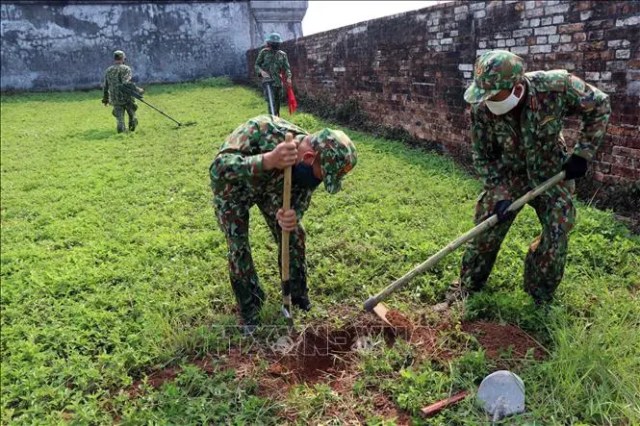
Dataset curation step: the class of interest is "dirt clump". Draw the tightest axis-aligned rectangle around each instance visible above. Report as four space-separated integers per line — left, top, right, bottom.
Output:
462 321 547 364
384 310 414 341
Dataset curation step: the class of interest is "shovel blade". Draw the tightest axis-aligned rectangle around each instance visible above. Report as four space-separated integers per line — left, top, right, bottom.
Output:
281 304 294 332
372 303 394 328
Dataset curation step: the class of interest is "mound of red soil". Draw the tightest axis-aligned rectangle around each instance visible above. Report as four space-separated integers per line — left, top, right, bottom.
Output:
461 321 546 362
277 325 357 381
385 310 414 341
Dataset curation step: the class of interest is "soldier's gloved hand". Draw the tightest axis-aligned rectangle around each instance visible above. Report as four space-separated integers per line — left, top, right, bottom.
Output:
492 199 514 223
562 154 588 180
263 141 298 170
276 208 297 232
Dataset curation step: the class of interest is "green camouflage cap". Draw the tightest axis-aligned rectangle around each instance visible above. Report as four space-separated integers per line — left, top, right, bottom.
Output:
113 50 126 60
464 50 525 104
309 128 357 194
266 32 283 44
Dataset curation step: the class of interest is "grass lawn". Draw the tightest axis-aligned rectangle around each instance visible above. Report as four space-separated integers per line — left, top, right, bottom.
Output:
1 78 639 425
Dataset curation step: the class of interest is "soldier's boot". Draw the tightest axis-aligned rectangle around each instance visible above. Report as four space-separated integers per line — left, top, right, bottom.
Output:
290 275 311 312
117 123 126 133
236 286 265 335
129 118 138 132
433 279 468 312
292 295 312 312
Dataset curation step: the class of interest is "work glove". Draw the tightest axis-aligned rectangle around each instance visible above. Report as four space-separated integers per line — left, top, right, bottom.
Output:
562 154 588 180
492 199 514 224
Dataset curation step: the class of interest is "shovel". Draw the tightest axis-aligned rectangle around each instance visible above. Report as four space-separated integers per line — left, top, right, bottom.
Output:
281 132 294 331
364 171 567 322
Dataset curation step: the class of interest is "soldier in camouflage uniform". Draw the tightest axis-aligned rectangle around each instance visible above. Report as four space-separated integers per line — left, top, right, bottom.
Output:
254 33 292 116
102 50 144 133
210 115 357 331
453 50 610 306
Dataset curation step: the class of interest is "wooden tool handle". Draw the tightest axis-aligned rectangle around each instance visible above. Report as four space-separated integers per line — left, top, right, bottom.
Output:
364 171 566 311
281 133 293 282
421 391 469 417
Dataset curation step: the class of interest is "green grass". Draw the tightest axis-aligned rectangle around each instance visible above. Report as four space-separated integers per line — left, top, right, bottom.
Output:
2 78 639 425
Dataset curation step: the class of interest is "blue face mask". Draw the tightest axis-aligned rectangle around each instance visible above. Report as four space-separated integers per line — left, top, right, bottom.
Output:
292 161 322 189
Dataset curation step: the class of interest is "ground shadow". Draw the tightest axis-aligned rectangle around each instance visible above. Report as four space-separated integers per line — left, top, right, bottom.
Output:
73 128 117 141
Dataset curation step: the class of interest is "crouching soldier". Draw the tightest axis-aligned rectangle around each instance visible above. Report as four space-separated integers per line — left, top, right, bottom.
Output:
210 115 357 333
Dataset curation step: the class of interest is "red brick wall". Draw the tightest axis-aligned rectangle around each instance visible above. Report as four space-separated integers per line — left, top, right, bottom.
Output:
248 0 640 187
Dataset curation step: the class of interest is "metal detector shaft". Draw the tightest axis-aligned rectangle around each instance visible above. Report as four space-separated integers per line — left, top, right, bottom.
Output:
135 97 183 126
262 79 277 115
363 171 566 312
123 86 184 126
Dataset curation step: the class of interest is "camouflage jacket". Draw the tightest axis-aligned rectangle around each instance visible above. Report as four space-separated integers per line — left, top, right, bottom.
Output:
254 48 292 87
102 64 139 105
210 115 312 218
470 70 611 199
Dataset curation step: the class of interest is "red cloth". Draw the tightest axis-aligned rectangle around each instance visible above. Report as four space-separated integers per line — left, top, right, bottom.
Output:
280 71 297 115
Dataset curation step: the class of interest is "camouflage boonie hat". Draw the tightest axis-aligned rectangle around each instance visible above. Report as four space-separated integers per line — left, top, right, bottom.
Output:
113 50 126 60
266 32 283 44
309 129 357 194
464 50 525 104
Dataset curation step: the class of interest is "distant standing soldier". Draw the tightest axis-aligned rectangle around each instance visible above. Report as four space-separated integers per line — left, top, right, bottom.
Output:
102 50 144 133
443 50 611 308
254 33 292 116
210 115 357 333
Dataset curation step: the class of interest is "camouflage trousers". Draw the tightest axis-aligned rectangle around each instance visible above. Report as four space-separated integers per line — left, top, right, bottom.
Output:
214 193 308 325
112 102 138 133
460 181 576 303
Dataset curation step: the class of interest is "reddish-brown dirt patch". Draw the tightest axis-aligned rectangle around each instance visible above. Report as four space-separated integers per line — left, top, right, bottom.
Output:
386 310 414 334
122 311 448 422
372 393 411 425
127 365 182 398
461 321 547 363
125 348 255 398
386 309 451 361
279 326 355 381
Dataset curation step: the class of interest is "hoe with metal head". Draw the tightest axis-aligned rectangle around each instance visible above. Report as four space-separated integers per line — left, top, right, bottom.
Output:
364 172 567 323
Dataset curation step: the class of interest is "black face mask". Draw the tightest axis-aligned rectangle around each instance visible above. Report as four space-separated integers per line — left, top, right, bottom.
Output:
268 42 281 50
292 162 322 189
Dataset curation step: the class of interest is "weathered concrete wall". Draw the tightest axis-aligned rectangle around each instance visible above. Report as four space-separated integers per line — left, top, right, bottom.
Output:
249 0 307 48
0 0 307 91
248 0 640 189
